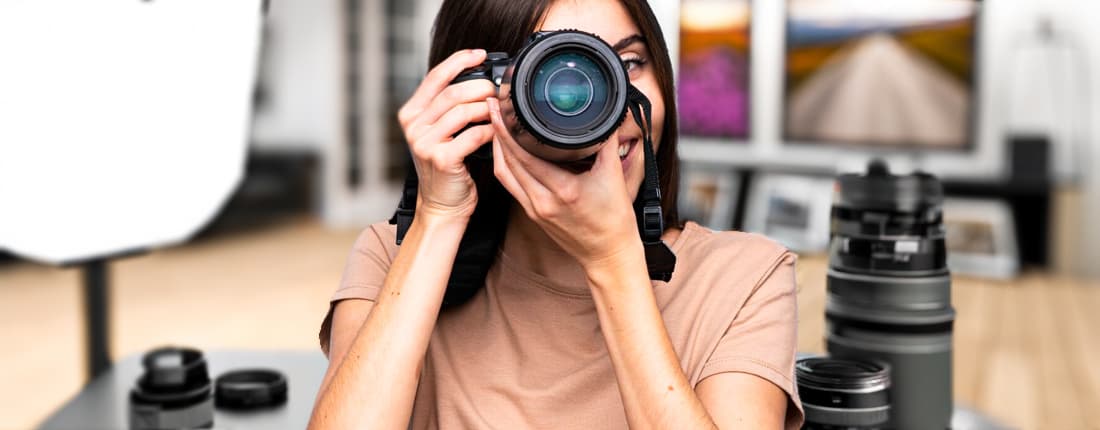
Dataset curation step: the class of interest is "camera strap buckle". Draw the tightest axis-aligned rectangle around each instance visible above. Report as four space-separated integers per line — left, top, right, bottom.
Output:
627 84 677 282
390 166 419 245
642 205 663 243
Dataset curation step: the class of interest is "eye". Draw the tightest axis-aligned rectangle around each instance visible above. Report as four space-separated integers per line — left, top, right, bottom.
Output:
620 54 647 77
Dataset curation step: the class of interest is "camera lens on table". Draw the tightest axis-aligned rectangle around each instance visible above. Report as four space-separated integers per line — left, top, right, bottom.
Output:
796 357 891 429
825 159 955 429
129 347 214 430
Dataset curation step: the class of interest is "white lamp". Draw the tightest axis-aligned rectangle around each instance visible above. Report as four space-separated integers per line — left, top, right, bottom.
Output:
0 0 265 376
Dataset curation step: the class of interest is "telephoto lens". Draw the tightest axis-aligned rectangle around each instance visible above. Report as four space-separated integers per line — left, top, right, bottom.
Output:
129 347 214 429
825 160 955 430
796 357 891 429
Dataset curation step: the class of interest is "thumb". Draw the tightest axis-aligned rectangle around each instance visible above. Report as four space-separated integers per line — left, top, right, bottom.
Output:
590 137 625 180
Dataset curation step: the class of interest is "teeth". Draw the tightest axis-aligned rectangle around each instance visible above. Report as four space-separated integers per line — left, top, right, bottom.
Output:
618 144 628 159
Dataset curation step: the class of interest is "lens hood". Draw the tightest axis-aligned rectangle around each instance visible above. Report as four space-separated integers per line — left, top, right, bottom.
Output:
502 30 628 161
214 368 288 410
835 159 944 214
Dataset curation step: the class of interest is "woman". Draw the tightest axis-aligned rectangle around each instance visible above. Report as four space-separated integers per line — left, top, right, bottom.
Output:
311 0 803 428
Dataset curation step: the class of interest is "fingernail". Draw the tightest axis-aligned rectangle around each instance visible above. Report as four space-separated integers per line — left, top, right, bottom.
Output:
472 49 486 57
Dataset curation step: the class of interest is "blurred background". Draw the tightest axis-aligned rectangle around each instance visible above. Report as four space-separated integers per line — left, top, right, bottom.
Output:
1 0 1098 428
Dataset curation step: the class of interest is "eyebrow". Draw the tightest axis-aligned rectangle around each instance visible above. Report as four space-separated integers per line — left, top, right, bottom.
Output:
611 34 646 51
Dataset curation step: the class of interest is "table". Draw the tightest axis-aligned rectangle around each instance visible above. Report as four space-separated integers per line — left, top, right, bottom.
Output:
38 350 327 430
40 349 1006 429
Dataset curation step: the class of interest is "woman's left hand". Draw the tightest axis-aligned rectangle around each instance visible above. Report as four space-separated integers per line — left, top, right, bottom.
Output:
487 97 643 271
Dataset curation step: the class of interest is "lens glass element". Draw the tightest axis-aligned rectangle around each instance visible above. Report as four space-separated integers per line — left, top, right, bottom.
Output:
530 50 610 132
545 68 593 116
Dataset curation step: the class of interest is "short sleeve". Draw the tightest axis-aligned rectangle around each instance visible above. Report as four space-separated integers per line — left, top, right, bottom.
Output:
698 252 804 429
318 222 398 354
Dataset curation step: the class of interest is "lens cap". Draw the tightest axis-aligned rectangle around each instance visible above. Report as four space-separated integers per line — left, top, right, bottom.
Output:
214 369 288 410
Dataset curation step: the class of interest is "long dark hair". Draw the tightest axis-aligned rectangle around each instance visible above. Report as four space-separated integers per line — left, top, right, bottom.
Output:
428 0 681 230
422 0 682 307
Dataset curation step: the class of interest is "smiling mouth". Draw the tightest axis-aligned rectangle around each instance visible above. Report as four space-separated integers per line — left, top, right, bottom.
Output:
619 138 638 160
566 138 638 171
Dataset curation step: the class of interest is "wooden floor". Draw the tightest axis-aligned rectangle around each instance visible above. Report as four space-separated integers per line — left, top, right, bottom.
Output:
1 217 1097 429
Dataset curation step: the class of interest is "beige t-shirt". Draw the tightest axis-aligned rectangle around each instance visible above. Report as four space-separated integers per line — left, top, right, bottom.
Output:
319 221 804 429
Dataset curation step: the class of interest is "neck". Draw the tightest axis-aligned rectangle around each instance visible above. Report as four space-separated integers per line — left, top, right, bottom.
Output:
500 205 585 283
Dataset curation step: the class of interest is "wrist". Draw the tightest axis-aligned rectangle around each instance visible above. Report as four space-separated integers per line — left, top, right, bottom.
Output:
412 211 470 234
583 243 648 292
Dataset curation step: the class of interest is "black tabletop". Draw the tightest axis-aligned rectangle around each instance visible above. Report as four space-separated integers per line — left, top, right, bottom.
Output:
38 349 328 430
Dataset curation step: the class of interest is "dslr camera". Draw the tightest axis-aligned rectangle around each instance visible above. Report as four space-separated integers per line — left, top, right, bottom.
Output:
454 30 631 162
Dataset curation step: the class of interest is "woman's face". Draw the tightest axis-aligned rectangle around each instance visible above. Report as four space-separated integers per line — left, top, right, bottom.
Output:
538 0 666 202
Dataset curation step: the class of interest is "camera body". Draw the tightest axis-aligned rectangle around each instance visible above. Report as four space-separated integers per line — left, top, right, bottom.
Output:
453 30 629 162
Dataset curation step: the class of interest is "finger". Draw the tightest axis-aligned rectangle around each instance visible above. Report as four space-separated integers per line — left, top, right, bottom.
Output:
407 79 496 136
418 101 491 146
398 49 486 126
590 135 626 181
491 133 533 211
445 124 495 161
486 99 577 189
487 97 554 203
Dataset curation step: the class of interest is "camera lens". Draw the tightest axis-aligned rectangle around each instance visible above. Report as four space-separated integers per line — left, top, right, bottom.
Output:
796 357 891 429
825 160 955 430
129 347 214 429
500 30 628 161
536 52 600 118
530 50 610 133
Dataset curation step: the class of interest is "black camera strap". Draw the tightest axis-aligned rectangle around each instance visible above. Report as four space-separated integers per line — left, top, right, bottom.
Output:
626 84 676 282
391 166 417 245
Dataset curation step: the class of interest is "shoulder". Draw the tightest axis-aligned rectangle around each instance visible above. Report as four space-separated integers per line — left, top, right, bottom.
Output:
659 222 797 316
672 222 796 287
349 221 400 262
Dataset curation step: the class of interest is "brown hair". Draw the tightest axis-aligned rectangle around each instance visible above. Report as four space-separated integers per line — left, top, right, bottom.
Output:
428 0 681 230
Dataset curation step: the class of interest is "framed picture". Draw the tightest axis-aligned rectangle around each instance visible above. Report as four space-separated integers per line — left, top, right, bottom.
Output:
677 163 741 231
783 0 978 149
942 198 1019 279
743 173 834 253
678 0 751 139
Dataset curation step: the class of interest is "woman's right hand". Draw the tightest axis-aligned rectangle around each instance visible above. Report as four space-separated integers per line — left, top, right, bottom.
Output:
398 49 497 221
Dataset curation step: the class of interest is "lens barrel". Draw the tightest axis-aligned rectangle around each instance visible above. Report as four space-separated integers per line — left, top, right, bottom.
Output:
825 160 955 430
129 347 214 429
797 357 891 429
466 30 628 162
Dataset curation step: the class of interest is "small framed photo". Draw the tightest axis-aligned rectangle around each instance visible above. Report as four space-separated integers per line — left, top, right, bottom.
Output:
942 198 1019 279
743 173 834 253
677 163 741 231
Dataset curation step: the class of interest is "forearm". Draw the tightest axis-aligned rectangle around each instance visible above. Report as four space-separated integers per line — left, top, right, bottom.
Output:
586 248 718 429
310 214 467 429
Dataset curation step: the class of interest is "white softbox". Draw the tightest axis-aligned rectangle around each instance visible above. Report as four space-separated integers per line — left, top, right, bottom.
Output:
0 0 265 265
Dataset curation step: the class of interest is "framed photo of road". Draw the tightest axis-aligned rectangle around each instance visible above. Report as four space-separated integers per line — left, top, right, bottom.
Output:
782 0 978 149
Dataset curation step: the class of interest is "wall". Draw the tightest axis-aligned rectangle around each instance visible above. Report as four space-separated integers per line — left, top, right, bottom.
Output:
655 0 1099 278
1078 0 1100 278
660 0 1098 184
247 0 439 227
249 0 341 153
